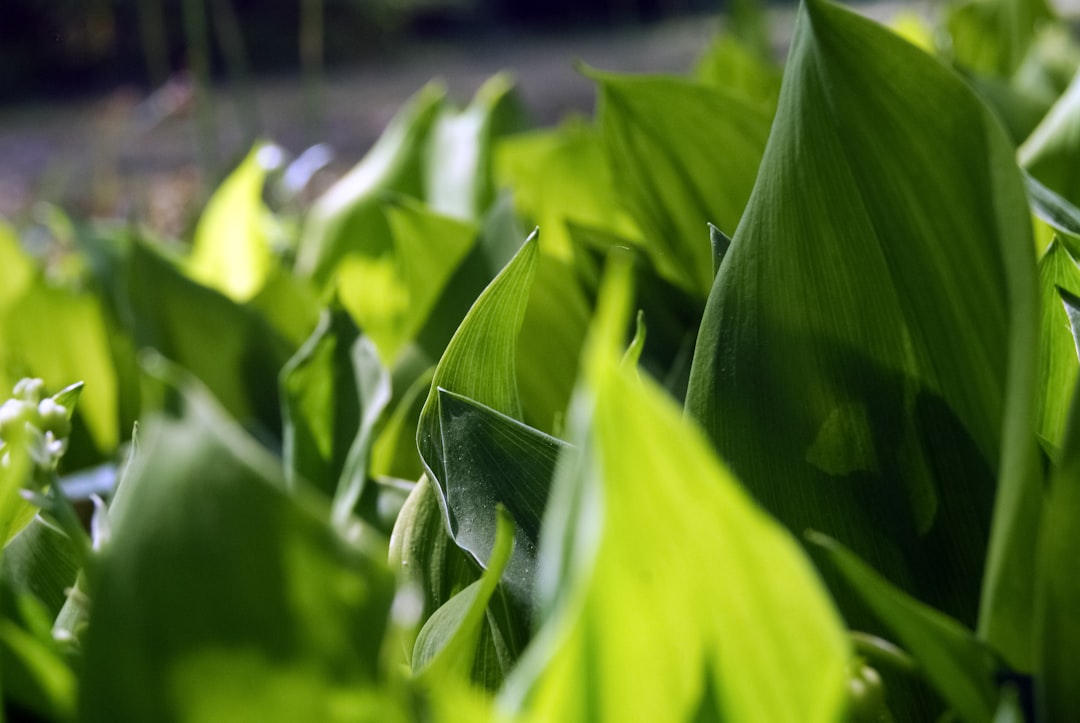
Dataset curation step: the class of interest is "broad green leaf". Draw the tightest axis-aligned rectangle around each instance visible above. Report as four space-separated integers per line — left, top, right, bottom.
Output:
1 515 80 618
1019 70 1080 207
515 254 591 433
79 365 399 722
2 282 118 454
503 262 849 723
685 0 1040 669
281 308 359 496
416 232 538 582
247 267 322 347
1034 374 1080 722
436 389 568 601
494 120 642 259
590 69 771 296
188 143 277 302
808 532 998 723
388 475 483 641
1035 240 1080 448
412 506 513 682
127 239 292 437
337 197 477 365
694 33 782 111
943 0 1054 76
388 474 528 691
425 73 522 221
296 83 445 284
567 224 703 402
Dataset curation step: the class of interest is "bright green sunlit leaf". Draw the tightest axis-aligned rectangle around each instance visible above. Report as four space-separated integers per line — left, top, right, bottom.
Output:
503 261 849 723
188 143 277 302
1035 240 1080 448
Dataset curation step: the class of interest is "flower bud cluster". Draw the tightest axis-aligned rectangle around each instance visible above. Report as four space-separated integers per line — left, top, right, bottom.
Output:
0 378 73 470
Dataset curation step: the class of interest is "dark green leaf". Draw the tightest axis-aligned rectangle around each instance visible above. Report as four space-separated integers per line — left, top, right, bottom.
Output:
685 0 1040 669
1035 340 1080 721
808 532 998 723
126 239 292 438
436 388 568 601
590 69 772 296
1035 241 1080 448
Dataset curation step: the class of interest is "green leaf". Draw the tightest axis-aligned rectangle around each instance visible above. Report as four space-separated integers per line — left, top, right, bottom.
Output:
425 73 522 221
808 532 998 723
127 239 293 437
246 267 322 348
1 515 80 618
515 254 591 432
296 83 445 284
1020 71 1080 208
187 143 277 302
2 282 119 454
1034 371 1080 722
685 0 1040 669
436 388 568 601
337 196 477 365
1035 240 1080 448
0 221 33 316
694 33 782 111
79 363 399 722
412 506 514 682
495 119 641 260
416 232 539 584
1024 172 1080 244
0 604 76 721
503 261 849 723
590 69 772 296
280 306 391 517
944 0 1054 76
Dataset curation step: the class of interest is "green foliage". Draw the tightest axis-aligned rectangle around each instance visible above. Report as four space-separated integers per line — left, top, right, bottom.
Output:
2 0 1080 719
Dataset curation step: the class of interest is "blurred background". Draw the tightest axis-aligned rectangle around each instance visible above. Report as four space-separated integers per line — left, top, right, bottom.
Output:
0 0 758 235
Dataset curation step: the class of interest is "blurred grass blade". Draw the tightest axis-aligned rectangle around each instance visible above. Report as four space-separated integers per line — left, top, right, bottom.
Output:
503 261 849 723
296 83 445 284
188 143 277 302
1036 317 1080 722
808 532 998 723
685 0 1040 669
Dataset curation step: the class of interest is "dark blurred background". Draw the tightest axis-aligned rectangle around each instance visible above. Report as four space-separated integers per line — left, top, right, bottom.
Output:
0 0 763 233
1 0 722 99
